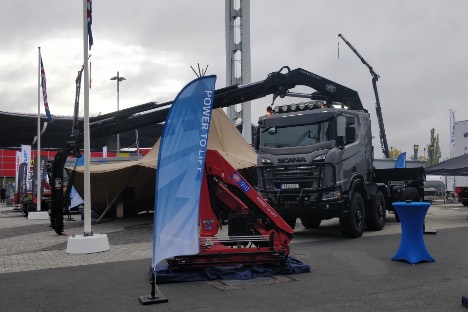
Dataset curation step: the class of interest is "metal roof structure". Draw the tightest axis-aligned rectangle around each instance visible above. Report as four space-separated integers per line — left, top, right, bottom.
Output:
0 111 163 150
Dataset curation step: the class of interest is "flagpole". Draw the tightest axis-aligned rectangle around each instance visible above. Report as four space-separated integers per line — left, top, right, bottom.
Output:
66 0 109 254
82 0 92 236
37 47 42 213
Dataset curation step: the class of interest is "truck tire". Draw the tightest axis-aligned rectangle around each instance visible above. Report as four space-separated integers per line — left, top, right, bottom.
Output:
366 191 386 231
394 186 421 222
300 217 321 229
339 192 365 238
400 187 420 202
462 201 468 207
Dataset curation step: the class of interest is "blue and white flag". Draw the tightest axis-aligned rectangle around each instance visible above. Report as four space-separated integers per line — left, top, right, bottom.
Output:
450 109 456 145
40 53 53 123
395 152 406 168
87 0 93 49
151 75 216 268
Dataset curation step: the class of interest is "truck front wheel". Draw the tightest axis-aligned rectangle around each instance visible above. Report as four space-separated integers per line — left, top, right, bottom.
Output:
462 201 468 207
339 192 365 238
365 191 386 231
300 217 321 229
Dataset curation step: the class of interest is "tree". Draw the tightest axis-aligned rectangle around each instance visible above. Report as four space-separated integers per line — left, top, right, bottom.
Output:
389 147 403 160
426 128 441 167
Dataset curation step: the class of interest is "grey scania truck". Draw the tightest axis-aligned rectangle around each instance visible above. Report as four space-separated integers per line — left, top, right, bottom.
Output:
254 70 424 238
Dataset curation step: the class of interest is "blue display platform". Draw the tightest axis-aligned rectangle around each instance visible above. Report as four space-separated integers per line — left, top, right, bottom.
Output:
153 256 310 283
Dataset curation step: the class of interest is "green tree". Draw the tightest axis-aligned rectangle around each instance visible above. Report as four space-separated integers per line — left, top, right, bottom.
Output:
389 147 402 160
426 128 441 167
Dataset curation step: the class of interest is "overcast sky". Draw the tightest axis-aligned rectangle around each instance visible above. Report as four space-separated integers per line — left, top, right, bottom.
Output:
1 0 467 159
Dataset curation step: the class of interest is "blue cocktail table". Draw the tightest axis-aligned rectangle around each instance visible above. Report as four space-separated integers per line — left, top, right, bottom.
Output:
392 201 435 265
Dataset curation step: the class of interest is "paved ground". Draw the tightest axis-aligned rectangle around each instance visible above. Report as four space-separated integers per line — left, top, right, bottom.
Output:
1 201 468 311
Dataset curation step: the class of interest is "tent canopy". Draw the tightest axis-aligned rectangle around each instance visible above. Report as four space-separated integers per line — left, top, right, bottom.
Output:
72 109 258 214
425 154 468 176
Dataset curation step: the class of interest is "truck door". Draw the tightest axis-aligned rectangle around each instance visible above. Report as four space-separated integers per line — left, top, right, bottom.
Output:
334 114 366 191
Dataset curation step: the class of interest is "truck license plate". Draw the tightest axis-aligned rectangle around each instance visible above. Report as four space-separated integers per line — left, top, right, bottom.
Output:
282 183 299 189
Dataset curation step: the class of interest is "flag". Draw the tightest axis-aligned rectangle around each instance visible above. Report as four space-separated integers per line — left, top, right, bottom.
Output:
87 0 93 49
395 152 406 168
15 151 21 195
31 155 47 203
151 75 216 268
40 55 53 123
450 109 456 158
450 109 456 144
18 163 28 202
21 145 32 183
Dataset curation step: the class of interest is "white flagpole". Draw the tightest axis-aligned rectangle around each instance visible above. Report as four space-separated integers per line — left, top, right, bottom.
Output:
67 0 109 253
37 47 42 212
82 0 92 235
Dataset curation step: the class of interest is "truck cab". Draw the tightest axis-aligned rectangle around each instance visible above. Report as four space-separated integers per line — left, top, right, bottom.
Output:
255 101 373 235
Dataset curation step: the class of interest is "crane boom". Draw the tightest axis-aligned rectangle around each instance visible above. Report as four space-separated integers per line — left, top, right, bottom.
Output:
338 34 390 158
48 65 365 235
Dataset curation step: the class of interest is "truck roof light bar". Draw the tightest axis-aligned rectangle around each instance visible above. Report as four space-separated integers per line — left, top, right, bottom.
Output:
271 101 340 114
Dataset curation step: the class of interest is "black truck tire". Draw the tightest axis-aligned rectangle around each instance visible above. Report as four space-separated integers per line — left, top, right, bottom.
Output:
462 201 468 207
366 191 386 231
339 192 365 238
400 186 420 202
300 217 321 229
394 186 421 222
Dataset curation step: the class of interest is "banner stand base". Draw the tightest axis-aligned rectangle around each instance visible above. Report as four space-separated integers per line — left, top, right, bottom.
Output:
28 211 49 220
66 234 109 254
139 270 168 305
139 294 168 305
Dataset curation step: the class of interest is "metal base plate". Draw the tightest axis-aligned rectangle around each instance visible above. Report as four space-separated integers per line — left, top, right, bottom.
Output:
424 228 438 235
139 294 168 305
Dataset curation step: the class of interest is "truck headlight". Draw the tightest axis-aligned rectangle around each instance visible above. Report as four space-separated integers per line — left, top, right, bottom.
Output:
313 154 326 161
262 158 273 165
322 190 341 200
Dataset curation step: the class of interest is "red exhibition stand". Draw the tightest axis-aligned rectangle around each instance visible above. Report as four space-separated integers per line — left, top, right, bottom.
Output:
391 201 435 265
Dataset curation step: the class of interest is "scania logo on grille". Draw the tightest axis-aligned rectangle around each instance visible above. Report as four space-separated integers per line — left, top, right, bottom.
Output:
325 84 336 92
278 157 307 163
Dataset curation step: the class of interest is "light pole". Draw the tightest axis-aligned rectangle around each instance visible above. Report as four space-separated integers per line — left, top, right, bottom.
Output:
110 71 126 157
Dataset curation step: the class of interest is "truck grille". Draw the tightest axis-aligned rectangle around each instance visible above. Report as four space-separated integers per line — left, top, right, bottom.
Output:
256 163 336 191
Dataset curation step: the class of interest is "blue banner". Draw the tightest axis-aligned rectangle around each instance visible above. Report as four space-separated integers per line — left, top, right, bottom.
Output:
152 75 216 268
395 152 407 168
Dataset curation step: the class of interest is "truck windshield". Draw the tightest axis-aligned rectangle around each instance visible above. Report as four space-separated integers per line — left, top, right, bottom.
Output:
260 119 335 148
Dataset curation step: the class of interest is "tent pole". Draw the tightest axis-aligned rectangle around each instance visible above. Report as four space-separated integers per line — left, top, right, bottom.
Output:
95 185 125 224
95 169 140 223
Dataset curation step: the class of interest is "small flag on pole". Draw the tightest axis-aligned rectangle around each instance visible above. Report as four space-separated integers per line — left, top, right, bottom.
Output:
87 0 93 49
39 54 53 123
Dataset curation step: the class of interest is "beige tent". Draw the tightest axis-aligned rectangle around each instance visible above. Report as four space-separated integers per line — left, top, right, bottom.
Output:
73 109 258 215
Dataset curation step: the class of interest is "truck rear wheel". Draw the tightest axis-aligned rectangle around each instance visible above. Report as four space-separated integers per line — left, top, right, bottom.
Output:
400 186 420 202
394 186 421 222
300 217 321 229
462 201 468 207
339 192 365 238
365 191 386 231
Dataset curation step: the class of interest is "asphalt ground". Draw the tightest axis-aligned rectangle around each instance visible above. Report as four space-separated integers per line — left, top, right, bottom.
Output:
1 202 468 312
